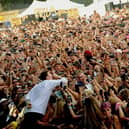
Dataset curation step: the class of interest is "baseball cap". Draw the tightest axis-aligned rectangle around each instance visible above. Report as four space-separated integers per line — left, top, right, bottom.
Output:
0 98 8 104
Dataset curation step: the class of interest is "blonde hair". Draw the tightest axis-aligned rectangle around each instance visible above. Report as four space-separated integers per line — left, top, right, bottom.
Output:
54 98 65 119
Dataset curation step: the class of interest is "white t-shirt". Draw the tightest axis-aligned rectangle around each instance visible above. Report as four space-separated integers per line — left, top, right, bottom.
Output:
25 78 67 115
85 83 93 91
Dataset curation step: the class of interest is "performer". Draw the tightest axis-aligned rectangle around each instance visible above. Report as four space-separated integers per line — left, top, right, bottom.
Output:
19 70 68 129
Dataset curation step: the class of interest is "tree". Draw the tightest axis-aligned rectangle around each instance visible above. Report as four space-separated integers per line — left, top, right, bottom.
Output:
0 0 93 11
0 0 46 10
71 0 93 6
0 0 11 10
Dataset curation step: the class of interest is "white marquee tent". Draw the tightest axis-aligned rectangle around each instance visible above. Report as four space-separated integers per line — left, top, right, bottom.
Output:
18 0 47 17
18 0 85 17
18 0 129 18
46 0 85 9
78 0 129 17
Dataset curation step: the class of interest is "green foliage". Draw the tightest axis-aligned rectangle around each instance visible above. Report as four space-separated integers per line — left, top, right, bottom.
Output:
71 0 93 6
0 0 46 10
0 0 93 11
0 0 11 9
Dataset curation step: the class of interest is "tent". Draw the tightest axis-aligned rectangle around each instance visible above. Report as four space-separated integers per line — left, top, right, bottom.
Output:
18 0 49 17
18 0 85 17
46 0 84 9
78 0 107 17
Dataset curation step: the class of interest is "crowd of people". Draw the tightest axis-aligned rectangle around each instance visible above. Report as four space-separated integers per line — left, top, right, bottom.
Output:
0 5 129 129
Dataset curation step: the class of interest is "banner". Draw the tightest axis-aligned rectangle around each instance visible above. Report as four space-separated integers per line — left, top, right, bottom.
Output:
0 16 4 21
34 8 79 19
11 18 22 26
0 10 19 22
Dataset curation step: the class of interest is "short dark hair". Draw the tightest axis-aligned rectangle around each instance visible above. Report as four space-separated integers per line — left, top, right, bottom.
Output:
121 67 128 73
120 74 128 81
119 88 129 101
39 71 48 80
108 86 117 95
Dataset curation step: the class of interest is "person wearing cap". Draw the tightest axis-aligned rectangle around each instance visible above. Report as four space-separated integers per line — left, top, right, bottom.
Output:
19 70 68 129
84 50 93 62
101 101 122 129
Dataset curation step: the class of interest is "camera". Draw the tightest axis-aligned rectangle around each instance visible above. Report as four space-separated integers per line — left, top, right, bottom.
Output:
63 85 67 90
109 54 115 58
47 66 52 71
60 82 67 90
67 95 72 103
56 54 60 57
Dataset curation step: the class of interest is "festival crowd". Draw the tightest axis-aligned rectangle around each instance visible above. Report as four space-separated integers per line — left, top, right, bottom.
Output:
0 5 129 129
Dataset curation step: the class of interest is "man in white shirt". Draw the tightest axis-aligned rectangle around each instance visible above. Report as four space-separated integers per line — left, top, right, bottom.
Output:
19 70 68 129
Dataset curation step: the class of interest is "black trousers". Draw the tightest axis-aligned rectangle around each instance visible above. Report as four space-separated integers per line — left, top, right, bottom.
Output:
19 112 43 129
